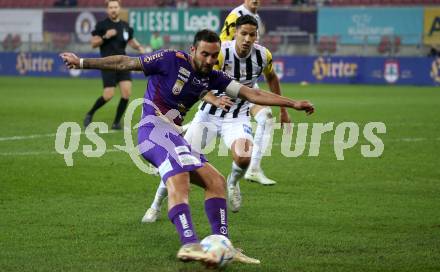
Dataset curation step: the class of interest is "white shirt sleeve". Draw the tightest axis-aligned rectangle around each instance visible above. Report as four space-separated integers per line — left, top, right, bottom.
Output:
225 80 242 98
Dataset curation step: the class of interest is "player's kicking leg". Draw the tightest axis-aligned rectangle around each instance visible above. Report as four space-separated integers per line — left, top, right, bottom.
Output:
141 112 215 223
141 181 167 223
165 172 216 265
189 163 260 265
245 105 277 185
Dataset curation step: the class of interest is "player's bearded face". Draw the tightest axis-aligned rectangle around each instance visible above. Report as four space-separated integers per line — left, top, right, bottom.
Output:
107 2 121 20
236 25 257 56
191 41 220 75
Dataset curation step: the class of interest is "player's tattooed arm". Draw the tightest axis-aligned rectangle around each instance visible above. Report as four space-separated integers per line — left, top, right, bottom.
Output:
60 52 142 71
84 55 142 71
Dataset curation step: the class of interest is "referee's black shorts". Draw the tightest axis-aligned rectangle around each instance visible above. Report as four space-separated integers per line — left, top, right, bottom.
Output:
101 70 132 88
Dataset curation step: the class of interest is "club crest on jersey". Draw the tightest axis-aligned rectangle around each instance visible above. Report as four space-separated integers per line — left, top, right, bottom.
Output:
172 79 185 95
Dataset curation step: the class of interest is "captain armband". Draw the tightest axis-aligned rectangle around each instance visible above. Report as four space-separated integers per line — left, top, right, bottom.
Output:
225 81 241 98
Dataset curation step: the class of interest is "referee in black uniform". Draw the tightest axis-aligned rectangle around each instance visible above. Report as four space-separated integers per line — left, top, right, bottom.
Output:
84 0 145 129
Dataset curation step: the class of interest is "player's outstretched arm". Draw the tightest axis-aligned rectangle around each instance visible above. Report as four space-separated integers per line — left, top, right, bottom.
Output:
237 84 315 115
60 52 142 71
265 70 291 124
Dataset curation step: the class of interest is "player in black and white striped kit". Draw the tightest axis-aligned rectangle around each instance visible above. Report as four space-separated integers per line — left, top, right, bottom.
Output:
142 15 292 221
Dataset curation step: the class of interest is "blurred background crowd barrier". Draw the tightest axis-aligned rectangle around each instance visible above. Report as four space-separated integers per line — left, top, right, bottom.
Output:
0 0 439 85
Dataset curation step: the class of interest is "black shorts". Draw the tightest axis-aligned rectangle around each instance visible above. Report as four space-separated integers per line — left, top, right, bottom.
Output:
101 70 132 88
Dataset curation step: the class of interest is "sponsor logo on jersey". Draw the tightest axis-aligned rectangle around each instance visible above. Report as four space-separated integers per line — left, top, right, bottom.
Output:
384 60 399 84
177 74 188 82
143 52 164 63
179 66 191 77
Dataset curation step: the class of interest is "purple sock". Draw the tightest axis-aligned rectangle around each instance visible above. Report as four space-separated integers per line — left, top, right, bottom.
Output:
204 198 229 237
168 203 198 245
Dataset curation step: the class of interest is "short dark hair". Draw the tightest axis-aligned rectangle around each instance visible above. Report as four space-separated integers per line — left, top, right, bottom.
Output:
106 0 121 7
193 29 221 47
236 15 259 29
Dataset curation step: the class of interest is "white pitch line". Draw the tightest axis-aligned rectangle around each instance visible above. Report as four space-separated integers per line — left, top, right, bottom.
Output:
0 137 439 157
0 133 57 141
0 148 121 157
0 130 119 142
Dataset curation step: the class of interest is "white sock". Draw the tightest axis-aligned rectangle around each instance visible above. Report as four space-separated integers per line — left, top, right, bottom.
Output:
249 108 274 171
228 161 247 187
150 181 168 211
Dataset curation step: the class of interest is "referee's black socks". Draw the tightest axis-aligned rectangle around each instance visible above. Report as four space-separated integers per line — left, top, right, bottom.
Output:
113 98 129 125
88 96 107 116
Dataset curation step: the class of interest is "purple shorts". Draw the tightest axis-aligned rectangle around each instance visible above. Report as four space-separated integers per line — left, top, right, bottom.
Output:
137 115 207 182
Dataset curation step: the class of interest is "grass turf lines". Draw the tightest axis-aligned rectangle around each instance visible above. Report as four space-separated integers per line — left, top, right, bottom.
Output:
0 76 439 271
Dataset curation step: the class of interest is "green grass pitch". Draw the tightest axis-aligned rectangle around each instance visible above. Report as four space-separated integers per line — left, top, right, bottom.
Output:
0 76 439 271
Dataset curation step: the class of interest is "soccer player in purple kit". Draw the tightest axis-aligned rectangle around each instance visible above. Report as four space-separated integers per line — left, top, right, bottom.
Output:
60 29 314 266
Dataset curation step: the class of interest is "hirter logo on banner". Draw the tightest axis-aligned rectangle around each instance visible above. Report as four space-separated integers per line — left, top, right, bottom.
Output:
384 60 400 84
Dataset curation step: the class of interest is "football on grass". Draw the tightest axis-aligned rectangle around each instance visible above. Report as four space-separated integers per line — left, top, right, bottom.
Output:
200 235 235 267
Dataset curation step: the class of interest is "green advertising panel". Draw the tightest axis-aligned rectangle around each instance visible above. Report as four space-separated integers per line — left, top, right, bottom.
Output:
129 8 221 44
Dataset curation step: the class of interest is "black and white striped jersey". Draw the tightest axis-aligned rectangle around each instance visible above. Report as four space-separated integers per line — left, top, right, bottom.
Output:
198 40 273 119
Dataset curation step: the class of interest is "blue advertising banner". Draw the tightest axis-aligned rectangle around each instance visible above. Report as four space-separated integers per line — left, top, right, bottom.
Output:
1 52 439 86
0 52 146 79
272 56 439 85
318 7 424 45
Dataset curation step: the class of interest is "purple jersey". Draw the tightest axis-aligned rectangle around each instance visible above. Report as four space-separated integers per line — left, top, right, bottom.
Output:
137 49 233 182
138 49 233 125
